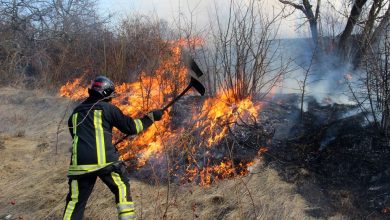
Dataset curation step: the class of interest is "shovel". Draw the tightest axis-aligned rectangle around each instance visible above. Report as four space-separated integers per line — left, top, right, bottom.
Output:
162 76 205 111
114 59 205 146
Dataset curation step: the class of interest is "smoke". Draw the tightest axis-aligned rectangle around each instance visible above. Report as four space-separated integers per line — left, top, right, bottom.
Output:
277 38 356 108
266 38 365 146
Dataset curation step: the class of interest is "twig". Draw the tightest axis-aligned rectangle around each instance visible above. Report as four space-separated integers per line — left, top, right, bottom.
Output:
55 99 72 163
238 176 258 219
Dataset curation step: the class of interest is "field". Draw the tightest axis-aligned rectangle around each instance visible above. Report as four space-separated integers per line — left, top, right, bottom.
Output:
0 87 353 220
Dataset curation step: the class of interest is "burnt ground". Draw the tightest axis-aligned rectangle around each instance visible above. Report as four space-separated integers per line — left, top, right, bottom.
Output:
261 94 390 219
109 92 390 219
130 93 390 219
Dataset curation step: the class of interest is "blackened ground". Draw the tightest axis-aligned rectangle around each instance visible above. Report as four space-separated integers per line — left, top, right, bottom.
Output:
262 94 390 219
132 95 274 185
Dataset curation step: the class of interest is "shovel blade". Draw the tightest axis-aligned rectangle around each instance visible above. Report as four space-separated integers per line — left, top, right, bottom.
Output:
182 52 204 77
190 58 204 77
190 77 205 96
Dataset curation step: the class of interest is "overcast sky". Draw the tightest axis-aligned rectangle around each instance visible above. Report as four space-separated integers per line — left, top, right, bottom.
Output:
98 0 302 38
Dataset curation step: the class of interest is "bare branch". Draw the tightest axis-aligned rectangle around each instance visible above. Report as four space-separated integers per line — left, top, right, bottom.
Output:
279 0 306 13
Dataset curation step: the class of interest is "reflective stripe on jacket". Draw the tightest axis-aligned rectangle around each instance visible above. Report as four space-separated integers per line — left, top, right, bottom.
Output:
67 97 153 176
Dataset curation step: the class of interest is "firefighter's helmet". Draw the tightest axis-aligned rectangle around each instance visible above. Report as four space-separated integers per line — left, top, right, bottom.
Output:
89 76 115 98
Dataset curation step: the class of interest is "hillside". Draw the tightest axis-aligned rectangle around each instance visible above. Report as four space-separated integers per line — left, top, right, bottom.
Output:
0 87 354 220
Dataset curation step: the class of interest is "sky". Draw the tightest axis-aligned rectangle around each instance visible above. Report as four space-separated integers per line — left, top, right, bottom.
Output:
96 0 351 101
98 0 300 38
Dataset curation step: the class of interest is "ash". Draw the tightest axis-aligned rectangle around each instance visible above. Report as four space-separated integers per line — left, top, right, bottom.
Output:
262 94 390 218
131 93 390 218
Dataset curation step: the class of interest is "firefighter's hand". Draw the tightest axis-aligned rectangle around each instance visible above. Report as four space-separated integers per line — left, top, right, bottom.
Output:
147 109 164 122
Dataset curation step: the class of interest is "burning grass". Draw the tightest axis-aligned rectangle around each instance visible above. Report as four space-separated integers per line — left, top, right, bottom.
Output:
59 39 273 186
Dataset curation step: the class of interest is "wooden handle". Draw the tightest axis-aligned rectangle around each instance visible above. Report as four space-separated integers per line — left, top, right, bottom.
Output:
162 84 192 111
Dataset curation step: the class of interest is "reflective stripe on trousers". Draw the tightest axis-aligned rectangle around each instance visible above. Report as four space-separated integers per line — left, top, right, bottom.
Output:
117 201 136 220
63 180 79 220
112 172 136 219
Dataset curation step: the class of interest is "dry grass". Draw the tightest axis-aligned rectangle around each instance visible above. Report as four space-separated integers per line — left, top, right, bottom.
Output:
0 87 349 219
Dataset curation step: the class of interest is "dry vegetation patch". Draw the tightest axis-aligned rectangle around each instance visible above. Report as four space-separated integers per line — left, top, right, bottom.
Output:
0 87 349 220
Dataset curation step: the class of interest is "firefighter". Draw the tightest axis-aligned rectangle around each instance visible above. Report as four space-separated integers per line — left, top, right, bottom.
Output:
63 76 164 220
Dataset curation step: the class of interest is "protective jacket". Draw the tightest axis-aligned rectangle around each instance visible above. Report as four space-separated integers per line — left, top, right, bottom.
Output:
67 97 153 176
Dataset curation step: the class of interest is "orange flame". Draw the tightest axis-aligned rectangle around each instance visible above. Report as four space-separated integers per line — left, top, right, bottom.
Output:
59 76 88 100
59 39 188 166
59 38 265 186
176 37 205 47
182 160 255 186
194 89 261 146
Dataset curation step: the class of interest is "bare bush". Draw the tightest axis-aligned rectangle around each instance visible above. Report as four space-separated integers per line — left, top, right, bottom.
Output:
348 30 390 136
106 16 172 83
0 0 105 85
210 0 289 100
0 1 175 88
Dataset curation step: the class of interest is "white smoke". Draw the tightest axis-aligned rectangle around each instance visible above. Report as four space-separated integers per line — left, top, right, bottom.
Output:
276 38 357 109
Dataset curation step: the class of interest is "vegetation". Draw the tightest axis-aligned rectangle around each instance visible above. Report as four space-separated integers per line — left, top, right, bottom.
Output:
0 0 173 87
3 1 390 219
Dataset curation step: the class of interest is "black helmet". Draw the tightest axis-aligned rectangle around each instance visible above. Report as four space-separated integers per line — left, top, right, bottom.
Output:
89 76 115 98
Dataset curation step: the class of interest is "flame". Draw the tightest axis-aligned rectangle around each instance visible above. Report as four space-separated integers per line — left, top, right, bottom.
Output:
258 147 268 154
194 89 261 146
59 39 188 166
59 38 265 186
59 76 88 100
181 160 255 186
175 37 205 47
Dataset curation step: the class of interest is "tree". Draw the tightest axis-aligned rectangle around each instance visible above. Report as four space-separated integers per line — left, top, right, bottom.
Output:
279 0 321 44
279 0 390 66
338 0 367 57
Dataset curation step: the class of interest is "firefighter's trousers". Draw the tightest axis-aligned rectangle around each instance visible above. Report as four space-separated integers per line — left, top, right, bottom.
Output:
63 163 135 220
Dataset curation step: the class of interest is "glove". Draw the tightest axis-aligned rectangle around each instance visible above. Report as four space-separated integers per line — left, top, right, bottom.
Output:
147 109 164 122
